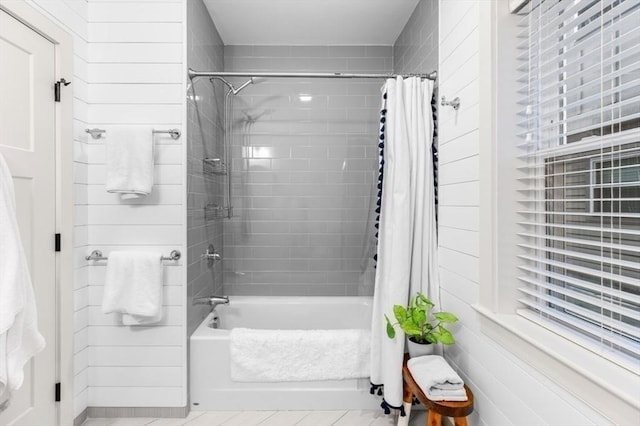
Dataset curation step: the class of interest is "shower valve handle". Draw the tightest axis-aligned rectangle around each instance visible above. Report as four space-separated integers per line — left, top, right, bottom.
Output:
202 244 222 262
204 252 221 261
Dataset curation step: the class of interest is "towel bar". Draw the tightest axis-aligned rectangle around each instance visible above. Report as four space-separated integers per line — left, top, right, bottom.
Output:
85 249 181 261
152 129 181 139
84 128 182 140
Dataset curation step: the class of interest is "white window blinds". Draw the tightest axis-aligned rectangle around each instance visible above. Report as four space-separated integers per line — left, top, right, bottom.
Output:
517 0 640 368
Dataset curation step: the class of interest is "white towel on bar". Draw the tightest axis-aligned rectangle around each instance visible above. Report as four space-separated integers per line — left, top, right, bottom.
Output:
408 355 467 401
101 251 163 325
230 328 371 382
105 127 154 199
0 153 45 405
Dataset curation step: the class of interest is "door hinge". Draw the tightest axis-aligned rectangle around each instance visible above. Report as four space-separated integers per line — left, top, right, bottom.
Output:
55 233 61 252
54 78 71 102
55 382 61 402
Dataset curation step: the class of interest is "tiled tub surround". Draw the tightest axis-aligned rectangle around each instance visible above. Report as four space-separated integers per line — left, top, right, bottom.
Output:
393 0 438 75
186 0 226 337
222 46 391 297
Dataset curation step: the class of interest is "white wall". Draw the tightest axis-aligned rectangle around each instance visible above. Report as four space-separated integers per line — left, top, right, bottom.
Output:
83 0 187 410
21 1 189 415
437 1 612 424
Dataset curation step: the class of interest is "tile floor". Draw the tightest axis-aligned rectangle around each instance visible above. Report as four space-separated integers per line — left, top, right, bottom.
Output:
82 410 428 426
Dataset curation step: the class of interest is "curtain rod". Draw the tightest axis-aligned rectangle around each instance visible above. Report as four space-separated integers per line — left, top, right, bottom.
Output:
188 68 437 81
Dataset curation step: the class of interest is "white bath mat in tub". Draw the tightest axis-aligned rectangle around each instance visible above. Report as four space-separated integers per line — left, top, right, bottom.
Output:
229 328 371 382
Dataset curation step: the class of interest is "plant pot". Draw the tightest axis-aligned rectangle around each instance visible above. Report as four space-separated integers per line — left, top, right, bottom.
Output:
407 338 435 358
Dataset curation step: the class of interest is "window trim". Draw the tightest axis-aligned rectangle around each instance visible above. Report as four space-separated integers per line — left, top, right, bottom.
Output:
476 2 640 423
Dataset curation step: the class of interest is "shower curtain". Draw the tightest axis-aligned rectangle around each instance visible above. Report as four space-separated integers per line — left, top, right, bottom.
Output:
370 76 438 412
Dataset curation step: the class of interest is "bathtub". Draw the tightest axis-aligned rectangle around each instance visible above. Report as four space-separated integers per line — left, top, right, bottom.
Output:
189 296 380 410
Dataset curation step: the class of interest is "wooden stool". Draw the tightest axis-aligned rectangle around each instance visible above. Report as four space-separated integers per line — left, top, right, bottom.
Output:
401 354 474 426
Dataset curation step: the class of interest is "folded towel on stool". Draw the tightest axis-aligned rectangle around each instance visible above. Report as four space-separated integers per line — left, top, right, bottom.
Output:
425 387 468 402
408 355 467 401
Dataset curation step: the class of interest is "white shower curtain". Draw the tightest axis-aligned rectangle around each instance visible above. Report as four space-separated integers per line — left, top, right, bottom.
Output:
370 76 437 410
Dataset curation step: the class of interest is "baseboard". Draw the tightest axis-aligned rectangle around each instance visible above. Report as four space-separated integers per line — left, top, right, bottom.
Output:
73 409 88 426
87 406 189 418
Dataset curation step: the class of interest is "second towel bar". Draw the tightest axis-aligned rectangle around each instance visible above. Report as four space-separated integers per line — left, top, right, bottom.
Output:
152 129 181 139
85 250 181 262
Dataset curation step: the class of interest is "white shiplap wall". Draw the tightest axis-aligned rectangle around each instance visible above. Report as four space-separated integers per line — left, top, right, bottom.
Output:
20 0 91 418
437 1 611 424
85 0 186 409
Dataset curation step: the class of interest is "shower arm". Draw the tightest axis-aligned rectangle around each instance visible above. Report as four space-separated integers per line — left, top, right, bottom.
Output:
209 75 256 95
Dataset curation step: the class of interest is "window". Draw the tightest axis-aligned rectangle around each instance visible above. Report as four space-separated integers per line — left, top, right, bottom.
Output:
591 152 640 213
517 0 640 370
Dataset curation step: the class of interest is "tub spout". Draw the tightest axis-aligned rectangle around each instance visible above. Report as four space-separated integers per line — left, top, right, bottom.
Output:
193 295 229 309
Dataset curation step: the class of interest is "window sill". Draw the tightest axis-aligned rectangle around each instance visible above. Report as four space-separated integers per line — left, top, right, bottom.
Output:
471 304 640 425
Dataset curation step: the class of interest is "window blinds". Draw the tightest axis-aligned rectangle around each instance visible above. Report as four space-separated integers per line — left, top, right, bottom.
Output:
517 0 640 368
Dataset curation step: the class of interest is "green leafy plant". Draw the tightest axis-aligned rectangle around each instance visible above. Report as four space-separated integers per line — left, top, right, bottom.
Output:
385 292 458 345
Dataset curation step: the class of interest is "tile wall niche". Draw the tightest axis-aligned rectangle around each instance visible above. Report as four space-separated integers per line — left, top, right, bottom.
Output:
186 0 225 337
222 45 392 297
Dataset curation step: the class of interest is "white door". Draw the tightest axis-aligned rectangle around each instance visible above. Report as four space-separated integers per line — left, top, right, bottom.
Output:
0 8 58 426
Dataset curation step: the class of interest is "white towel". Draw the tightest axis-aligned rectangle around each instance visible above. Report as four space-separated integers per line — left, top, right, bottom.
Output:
101 251 163 325
0 153 46 405
105 127 154 199
408 355 467 402
425 387 468 402
230 328 371 382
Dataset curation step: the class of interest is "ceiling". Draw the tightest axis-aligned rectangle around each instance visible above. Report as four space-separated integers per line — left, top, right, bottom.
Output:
203 0 420 46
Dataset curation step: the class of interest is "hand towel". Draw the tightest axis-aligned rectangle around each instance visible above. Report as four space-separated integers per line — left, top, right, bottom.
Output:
407 355 466 400
0 153 46 404
105 127 154 199
101 251 163 325
230 328 370 382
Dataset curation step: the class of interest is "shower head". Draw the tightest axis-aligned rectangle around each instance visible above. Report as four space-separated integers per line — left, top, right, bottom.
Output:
250 76 267 85
209 75 267 95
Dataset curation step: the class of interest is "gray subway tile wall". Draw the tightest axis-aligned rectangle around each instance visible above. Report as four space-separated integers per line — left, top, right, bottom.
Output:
186 0 225 335
222 45 391 297
393 0 439 75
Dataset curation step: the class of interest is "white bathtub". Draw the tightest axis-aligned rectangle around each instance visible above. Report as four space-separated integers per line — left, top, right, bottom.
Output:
189 296 380 411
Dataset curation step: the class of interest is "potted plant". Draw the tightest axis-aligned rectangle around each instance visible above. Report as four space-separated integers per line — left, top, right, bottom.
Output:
385 292 458 357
